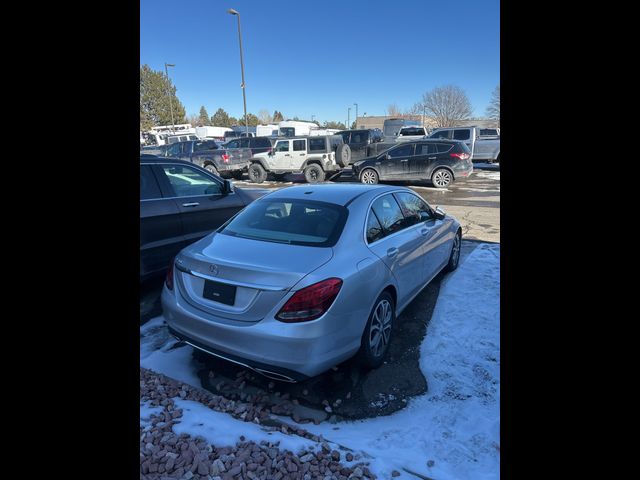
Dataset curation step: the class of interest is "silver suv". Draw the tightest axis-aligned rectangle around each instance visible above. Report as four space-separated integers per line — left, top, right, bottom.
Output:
247 135 351 184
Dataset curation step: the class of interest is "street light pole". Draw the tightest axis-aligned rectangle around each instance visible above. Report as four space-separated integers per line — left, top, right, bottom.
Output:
228 8 248 136
347 107 351 130
354 103 358 129
164 63 176 134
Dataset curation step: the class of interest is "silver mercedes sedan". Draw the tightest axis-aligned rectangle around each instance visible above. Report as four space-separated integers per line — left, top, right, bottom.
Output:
162 183 462 382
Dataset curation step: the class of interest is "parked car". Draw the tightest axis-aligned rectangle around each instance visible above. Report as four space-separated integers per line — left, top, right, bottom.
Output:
335 129 384 164
247 135 351 184
223 136 275 156
140 156 268 281
158 139 252 179
162 183 462 381
352 139 473 188
395 126 428 143
429 126 500 163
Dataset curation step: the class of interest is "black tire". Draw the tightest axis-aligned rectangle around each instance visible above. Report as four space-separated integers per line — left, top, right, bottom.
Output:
443 230 462 272
357 291 395 369
204 164 219 176
335 144 351 167
248 163 267 183
431 168 453 188
360 168 379 185
304 164 325 183
496 153 500 164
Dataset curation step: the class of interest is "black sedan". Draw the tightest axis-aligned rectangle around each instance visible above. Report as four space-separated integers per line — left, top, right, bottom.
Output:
140 156 268 281
351 139 473 188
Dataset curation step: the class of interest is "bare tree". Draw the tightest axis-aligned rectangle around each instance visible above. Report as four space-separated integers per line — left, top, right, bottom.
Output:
386 104 403 117
257 109 273 124
485 85 500 127
187 114 200 126
421 85 473 127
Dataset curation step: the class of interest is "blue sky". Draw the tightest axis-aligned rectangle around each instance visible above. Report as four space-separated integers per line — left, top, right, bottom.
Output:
140 0 499 124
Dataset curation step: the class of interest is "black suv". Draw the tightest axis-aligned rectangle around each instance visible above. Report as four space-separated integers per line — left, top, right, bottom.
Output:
351 139 473 188
223 136 275 155
335 129 385 164
140 156 267 280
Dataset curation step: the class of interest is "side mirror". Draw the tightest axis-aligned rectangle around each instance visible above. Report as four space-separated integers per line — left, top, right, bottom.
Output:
222 179 234 195
384 154 390 161
434 206 446 220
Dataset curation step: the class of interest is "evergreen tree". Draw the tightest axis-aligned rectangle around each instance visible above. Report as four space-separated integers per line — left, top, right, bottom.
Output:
198 106 210 126
211 108 231 127
140 64 186 130
240 113 259 127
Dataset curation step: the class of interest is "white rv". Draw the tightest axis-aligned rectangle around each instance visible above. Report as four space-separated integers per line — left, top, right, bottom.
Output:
256 124 279 137
195 126 234 141
278 120 320 137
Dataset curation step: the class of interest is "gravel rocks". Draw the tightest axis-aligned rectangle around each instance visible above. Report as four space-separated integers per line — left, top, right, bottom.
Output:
140 367 376 479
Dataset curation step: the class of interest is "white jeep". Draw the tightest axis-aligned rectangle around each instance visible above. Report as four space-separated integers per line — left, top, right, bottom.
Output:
247 135 351 184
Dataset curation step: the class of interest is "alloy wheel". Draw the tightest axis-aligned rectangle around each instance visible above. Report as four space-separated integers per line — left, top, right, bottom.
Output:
361 170 377 184
369 299 392 357
433 170 452 188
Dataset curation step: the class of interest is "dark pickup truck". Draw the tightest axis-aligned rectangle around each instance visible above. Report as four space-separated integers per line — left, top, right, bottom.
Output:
147 139 252 179
335 129 385 164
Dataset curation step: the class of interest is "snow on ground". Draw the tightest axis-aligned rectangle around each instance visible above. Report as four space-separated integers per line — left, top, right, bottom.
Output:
140 316 201 387
140 242 500 480
298 243 500 480
474 170 501 181
171 399 318 454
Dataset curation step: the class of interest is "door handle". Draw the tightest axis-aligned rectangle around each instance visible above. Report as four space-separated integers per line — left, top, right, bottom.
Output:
400 159 408 162
387 247 399 258
420 228 429 236
182 202 200 207
285 154 291 156
299 153 305 156
428 157 436 160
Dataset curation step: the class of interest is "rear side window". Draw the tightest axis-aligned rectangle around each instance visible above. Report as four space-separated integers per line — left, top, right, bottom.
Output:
254 138 271 147
371 194 406 236
194 141 217 152
140 165 162 200
457 142 471 154
430 130 450 139
293 140 306 151
436 143 453 153
417 143 437 155
366 211 384 243
453 129 470 140
351 132 364 143
339 132 350 143
330 136 343 150
309 138 326 151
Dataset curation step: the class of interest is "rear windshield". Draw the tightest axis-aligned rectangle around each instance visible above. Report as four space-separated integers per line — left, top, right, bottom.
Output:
399 127 425 136
219 198 348 247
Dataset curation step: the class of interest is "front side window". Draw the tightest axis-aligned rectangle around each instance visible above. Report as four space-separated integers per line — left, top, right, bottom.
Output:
453 129 471 140
370 194 406 236
309 138 326 151
161 165 222 197
394 192 433 227
165 143 182 157
219 198 348 247
194 140 217 152
388 144 414 158
275 141 290 152
293 139 306 151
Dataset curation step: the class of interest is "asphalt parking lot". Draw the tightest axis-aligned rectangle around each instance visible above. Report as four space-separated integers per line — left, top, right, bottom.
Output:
140 164 499 421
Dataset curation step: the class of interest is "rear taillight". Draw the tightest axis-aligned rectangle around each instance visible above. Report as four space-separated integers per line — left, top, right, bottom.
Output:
450 152 470 160
165 259 175 290
222 154 230 163
276 278 343 323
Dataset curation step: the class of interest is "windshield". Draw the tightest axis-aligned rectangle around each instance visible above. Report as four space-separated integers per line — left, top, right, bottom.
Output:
219 198 348 247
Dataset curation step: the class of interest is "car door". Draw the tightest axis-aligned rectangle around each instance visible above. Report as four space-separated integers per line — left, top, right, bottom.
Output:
381 143 415 178
365 193 425 307
272 140 292 169
155 163 246 245
291 139 307 169
393 191 450 282
409 143 437 177
140 164 184 278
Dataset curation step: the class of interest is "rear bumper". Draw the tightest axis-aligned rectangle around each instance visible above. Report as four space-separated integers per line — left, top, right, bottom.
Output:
217 161 249 172
161 286 359 379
